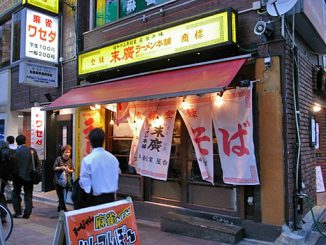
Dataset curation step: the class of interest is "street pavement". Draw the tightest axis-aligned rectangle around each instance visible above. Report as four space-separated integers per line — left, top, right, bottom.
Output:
4 199 273 245
3 185 326 244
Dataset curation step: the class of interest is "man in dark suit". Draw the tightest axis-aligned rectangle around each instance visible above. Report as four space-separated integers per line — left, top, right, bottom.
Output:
11 135 40 219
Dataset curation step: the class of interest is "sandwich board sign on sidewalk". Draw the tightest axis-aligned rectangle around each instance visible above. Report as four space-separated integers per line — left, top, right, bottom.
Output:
52 198 140 245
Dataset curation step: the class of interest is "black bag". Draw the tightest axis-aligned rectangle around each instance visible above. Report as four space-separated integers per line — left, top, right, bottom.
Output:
71 178 92 209
31 170 42 185
0 146 16 180
30 149 41 185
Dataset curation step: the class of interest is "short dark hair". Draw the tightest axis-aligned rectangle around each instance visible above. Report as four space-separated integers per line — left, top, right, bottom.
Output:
16 134 26 146
88 128 105 148
6 136 14 144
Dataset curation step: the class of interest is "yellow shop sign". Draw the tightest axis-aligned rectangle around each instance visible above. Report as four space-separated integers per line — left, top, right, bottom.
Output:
22 0 59 14
79 9 237 76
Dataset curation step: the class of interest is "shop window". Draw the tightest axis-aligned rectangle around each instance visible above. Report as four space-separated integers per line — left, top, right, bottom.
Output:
111 120 135 174
0 19 11 67
12 11 22 63
95 0 171 27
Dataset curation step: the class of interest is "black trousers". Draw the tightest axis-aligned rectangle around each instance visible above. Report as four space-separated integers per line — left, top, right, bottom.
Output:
92 193 115 206
55 184 67 211
12 176 33 217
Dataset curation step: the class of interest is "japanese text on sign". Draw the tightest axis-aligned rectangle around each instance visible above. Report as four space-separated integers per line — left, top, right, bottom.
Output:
63 199 140 245
79 11 236 75
31 107 45 160
24 8 59 63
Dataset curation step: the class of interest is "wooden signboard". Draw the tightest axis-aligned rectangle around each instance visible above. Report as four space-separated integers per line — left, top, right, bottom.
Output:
53 198 140 245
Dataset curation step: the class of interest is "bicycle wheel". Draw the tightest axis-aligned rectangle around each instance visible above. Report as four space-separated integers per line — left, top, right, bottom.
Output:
0 203 13 241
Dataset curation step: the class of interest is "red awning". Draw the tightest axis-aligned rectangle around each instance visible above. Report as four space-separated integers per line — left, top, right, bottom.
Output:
45 58 246 110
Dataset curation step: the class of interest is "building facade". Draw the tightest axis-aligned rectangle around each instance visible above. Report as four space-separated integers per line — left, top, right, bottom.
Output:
0 0 77 190
2 0 325 243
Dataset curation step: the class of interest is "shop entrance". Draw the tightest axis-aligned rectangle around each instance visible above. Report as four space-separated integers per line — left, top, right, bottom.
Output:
145 113 239 215
56 115 73 150
114 112 240 216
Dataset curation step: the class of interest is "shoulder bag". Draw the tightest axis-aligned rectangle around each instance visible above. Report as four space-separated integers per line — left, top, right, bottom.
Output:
30 149 41 184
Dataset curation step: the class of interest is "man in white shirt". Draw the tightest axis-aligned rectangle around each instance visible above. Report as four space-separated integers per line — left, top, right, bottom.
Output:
79 128 120 207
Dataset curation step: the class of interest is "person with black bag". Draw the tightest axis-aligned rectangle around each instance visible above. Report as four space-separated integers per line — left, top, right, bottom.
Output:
11 134 40 219
53 144 74 212
76 128 120 209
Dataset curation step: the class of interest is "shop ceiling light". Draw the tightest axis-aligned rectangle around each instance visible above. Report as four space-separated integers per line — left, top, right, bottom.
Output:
106 103 117 112
313 103 321 112
109 111 115 125
181 96 190 109
215 92 224 106
90 104 101 110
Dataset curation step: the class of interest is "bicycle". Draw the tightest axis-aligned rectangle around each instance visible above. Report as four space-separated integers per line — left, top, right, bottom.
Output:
0 202 13 242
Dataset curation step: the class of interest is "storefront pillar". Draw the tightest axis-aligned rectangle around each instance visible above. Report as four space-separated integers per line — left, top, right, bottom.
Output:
256 57 285 225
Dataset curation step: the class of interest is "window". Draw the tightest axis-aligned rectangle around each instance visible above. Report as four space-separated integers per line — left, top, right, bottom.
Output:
0 19 11 66
95 0 170 27
12 10 22 62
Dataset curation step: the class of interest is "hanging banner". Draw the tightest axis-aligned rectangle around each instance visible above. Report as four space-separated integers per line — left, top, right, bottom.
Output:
31 106 45 160
127 102 149 167
52 198 140 245
135 100 177 180
178 96 214 184
212 84 259 185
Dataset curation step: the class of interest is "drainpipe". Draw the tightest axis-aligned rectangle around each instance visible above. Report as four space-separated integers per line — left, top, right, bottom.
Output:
292 45 302 231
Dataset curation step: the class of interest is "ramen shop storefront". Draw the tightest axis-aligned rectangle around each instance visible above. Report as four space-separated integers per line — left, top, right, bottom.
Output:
45 56 260 218
45 8 260 219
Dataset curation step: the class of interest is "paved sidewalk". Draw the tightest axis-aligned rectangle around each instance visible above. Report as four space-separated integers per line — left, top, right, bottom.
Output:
1 184 275 244
6 184 326 244
5 199 273 245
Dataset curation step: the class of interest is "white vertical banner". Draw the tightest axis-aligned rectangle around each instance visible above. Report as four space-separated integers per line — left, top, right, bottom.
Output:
31 107 45 160
316 166 325 193
212 84 259 185
136 99 177 180
178 96 214 184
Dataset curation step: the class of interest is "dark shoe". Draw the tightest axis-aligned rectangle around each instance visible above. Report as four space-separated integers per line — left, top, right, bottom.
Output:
22 214 30 219
13 213 22 218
